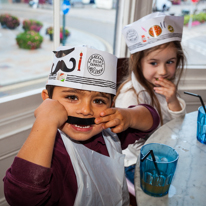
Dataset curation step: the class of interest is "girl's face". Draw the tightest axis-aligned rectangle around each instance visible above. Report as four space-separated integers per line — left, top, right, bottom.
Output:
52 87 112 141
141 43 177 86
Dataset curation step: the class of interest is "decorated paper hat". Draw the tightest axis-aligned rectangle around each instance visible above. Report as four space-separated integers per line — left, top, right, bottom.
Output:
47 45 117 95
122 12 184 54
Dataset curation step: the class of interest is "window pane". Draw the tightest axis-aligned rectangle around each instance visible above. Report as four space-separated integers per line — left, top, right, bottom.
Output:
0 0 116 98
0 0 54 98
152 0 206 65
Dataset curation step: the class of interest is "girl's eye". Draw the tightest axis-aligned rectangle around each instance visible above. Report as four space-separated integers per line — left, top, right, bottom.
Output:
167 60 174 64
93 99 106 104
150 62 157 66
67 95 78 101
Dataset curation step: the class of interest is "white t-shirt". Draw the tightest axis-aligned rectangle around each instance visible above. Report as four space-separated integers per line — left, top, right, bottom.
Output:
115 72 186 166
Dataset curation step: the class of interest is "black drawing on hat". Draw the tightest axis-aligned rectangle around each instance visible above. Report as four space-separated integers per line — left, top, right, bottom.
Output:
51 59 76 75
53 47 75 58
87 54 105 76
51 47 76 75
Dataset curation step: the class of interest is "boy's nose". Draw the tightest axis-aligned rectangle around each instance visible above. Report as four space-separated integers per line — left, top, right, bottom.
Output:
77 102 94 116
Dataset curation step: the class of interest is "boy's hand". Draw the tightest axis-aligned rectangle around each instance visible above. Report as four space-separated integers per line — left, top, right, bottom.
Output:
34 98 68 129
153 77 182 111
95 108 131 133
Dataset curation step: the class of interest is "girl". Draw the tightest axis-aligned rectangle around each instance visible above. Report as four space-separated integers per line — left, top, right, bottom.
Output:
114 12 187 185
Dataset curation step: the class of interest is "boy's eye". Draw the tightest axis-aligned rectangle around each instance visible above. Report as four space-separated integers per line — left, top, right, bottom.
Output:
93 99 106 104
67 95 78 101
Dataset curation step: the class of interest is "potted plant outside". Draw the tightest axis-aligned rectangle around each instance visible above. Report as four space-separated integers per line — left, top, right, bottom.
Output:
23 19 43 32
16 31 43 50
46 26 70 42
0 14 20 29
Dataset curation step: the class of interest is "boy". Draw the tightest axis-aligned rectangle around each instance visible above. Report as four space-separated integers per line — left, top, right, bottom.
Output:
3 45 159 206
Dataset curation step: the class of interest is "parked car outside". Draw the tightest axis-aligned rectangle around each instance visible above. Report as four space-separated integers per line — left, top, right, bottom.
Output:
70 0 84 7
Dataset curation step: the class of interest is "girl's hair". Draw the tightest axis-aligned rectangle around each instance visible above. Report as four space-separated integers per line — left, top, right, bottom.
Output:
115 41 186 125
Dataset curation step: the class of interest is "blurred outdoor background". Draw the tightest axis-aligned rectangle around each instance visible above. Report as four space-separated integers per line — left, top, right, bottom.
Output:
0 0 206 97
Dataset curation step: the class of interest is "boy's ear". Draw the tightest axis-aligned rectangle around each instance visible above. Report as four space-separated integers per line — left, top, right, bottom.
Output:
41 89 49 100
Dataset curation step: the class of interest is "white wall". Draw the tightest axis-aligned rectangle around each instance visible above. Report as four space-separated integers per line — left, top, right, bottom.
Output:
0 89 43 206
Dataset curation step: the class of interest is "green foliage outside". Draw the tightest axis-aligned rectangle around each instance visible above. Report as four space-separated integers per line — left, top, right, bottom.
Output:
16 31 43 50
0 14 20 29
184 12 206 25
23 19 43 32
46 27 70 37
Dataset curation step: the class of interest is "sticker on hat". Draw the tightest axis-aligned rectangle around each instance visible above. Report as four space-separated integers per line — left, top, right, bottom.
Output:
57 72 67 82
122 12 184 54
47 45 117 95
168 25 174 33
126 29 138 43
148 25 162 37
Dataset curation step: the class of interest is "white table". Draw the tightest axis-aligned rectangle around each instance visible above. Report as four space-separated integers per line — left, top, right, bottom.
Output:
134 111 206 206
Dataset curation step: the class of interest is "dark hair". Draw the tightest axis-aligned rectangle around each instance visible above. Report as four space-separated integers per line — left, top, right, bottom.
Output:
46 85 55 99
115 41 186 125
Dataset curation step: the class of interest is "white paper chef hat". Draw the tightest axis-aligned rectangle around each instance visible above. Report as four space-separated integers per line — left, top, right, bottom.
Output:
122 12 184 54
47 45 117 95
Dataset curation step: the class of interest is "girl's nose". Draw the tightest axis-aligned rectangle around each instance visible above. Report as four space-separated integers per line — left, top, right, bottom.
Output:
158 64 167 76
77 101 94 116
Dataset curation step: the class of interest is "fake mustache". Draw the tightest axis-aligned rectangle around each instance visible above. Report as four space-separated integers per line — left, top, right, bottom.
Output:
66 116 95 125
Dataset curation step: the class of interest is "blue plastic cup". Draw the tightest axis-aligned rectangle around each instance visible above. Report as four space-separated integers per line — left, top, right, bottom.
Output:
140 143 179 197
197 106 206 144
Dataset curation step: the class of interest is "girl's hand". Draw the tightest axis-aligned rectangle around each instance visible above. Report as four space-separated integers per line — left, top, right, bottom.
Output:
153 77 182 111
95 108 131 133
34 98 68 129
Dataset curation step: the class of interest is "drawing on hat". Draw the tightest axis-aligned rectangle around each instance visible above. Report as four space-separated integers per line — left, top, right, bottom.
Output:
141 27 147 32
141 35 147 43
126 29 138 43
168 25 174 33
53 47 75 58
51 59 76 75
47 45 117 95
78 52 83 71
57 73 67 82
149 25 162 37
51 48 76 75
87 54 105 76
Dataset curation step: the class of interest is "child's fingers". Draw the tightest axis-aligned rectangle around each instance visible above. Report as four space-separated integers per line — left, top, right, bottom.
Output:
154 86 173 95
154 78 173 88
110 124 125 133
102 118 121 130
95 115 112 124
99 108 116 117
153 87 167 95
154 86 177 103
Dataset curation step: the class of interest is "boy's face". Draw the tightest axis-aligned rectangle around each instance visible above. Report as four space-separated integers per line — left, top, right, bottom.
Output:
52 86 112 141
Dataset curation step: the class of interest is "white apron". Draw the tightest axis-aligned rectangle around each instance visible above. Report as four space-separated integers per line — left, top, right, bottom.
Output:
60 129 129 206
